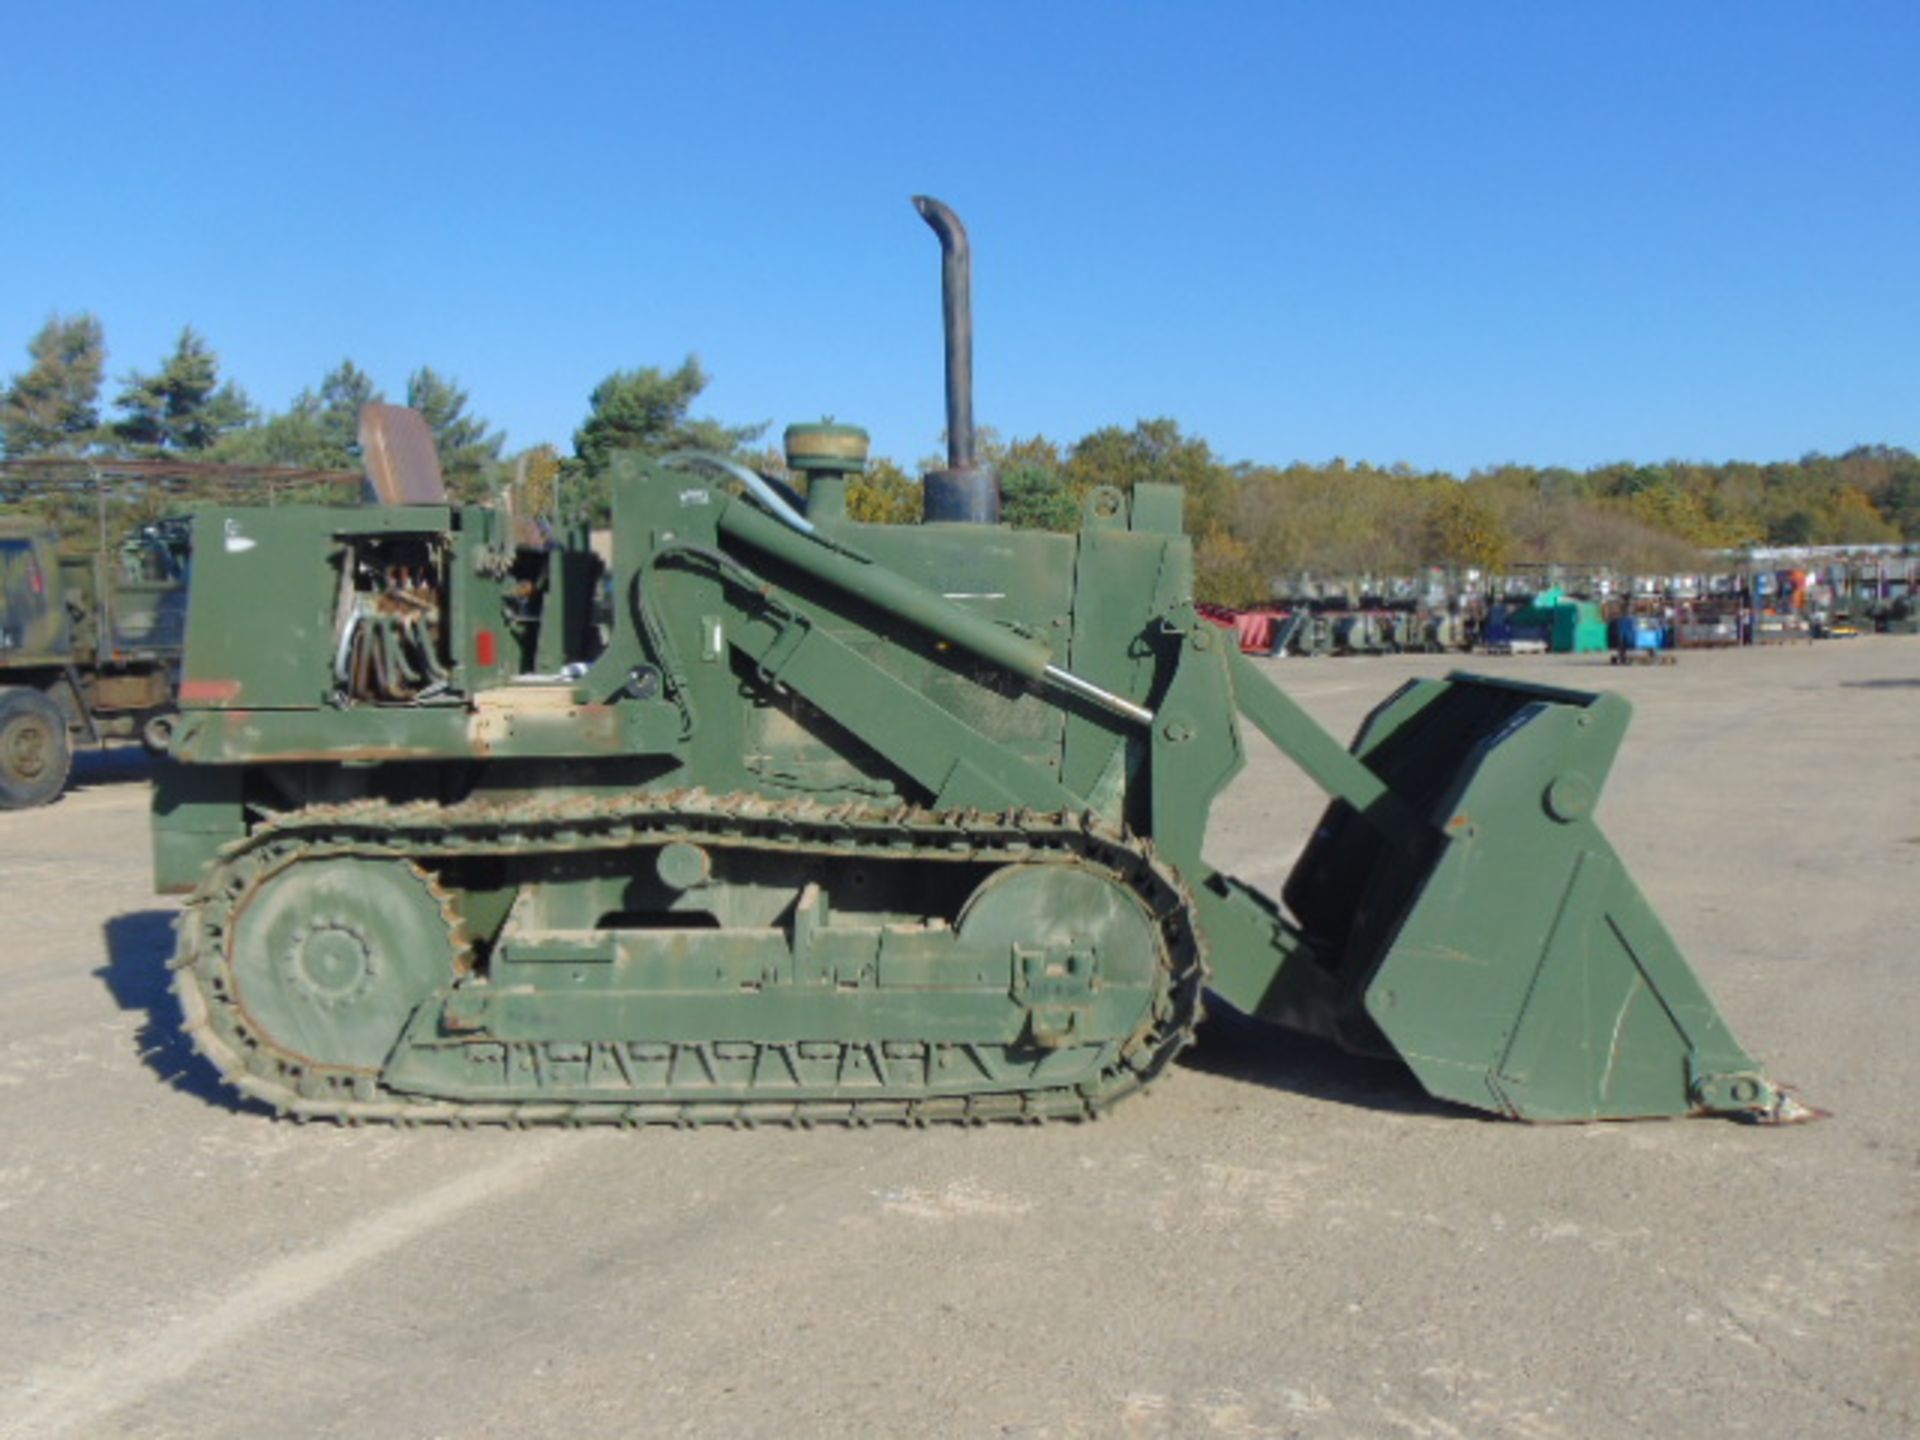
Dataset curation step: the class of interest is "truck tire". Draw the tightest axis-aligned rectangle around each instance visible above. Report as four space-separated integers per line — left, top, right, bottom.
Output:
0 686 72 809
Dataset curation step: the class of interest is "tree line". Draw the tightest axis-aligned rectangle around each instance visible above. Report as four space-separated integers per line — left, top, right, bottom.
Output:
0 314 762 520
0 313 507 495
4 311 1914 605
836 421 1919 602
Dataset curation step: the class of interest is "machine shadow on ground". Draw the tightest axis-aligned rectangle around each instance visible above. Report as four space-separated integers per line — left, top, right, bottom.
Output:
1181 1002 1483 1121
98 909 272 1116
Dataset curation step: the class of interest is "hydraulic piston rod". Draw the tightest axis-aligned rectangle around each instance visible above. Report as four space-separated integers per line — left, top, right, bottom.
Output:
717 496 1151 725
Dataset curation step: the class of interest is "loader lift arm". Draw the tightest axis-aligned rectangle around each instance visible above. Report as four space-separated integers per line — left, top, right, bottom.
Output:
685 472 1799 1123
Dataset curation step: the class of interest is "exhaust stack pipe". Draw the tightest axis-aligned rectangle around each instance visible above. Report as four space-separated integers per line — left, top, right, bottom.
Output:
913 195 999 524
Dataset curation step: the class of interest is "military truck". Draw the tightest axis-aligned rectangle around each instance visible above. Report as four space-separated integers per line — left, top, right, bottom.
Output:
0 514 189 807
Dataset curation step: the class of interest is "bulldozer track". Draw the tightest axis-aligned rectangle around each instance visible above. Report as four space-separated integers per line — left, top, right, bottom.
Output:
171 789 1209 1128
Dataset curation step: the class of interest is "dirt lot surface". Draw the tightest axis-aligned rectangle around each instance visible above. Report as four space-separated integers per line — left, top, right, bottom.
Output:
2 639 1915 1439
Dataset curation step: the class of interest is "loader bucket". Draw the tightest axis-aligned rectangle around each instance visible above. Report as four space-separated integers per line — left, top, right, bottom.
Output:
1273 674 1792 1122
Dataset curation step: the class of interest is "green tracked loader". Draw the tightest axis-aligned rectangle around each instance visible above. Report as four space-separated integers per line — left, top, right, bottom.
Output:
151 198 1803 1128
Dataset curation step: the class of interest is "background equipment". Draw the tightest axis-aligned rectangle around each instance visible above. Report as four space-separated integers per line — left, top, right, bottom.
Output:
0 514 189 806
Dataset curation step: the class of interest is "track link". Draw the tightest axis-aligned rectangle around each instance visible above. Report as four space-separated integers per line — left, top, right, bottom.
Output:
171 788 1208 1128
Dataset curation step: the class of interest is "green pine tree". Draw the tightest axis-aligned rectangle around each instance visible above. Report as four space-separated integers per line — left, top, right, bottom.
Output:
0 313 107 457
407 366 504 500
112 327 253 453
1000 462 1078 531
567 356 766 524
314 359 383 459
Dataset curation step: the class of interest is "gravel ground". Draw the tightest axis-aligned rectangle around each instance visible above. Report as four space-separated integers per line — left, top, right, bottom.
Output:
1 638 1914 1439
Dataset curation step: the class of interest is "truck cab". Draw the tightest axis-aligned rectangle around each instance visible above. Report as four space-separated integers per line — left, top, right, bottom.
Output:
0 514 190 807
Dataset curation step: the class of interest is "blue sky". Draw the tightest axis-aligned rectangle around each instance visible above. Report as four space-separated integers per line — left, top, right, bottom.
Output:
3 1 1915 474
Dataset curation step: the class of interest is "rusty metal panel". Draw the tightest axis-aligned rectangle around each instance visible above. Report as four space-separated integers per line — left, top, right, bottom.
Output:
88 670 170 711
358 404 448 506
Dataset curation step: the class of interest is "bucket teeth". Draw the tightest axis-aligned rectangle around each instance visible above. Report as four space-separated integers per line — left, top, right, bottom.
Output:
1747 1087 1826 1126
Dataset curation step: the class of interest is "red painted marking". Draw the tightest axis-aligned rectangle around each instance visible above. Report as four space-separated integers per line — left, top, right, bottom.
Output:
475 629 498 667
179 678 242 703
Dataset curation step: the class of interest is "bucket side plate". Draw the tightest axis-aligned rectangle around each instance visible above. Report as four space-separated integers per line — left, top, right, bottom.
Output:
1282 676 1785 1121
